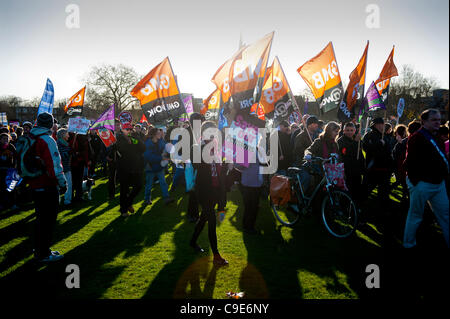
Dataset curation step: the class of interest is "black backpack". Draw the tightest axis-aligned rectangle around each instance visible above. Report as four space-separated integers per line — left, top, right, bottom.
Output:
16 134 46 178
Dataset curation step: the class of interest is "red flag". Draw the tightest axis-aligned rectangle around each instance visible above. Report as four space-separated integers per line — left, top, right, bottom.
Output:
96 128 116 148
140 114 148 124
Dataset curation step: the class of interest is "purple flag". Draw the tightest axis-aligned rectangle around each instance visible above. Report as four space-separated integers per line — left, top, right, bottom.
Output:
183 95 194 114
304 98 309 114
364 82 386 111
90 104 115 131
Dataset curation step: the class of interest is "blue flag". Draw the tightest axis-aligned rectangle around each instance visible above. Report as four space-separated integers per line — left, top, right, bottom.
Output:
218 107 228 130
6 168 22 192
37 78 54 115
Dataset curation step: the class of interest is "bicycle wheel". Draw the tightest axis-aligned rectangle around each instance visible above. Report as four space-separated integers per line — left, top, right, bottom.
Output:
271 192 302 227
321 189 357 238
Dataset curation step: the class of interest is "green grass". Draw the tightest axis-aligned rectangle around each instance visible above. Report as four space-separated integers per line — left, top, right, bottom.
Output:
0 172 445 299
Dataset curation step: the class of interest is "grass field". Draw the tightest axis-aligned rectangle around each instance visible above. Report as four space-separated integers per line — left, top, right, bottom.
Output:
0 172 448 299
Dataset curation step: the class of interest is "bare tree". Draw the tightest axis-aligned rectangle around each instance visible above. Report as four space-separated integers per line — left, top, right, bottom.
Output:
84 64 140 114
389 65 439 122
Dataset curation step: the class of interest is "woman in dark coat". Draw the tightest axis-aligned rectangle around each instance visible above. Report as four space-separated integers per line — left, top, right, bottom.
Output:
189 121 228 266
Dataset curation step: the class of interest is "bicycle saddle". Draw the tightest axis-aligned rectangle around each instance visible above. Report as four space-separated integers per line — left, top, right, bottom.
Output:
287 167 302 173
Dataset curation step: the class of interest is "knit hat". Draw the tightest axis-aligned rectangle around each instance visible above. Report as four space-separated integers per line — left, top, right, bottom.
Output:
57 128 68 141
306 115 319 127
22 121 33 129
36 112 54 129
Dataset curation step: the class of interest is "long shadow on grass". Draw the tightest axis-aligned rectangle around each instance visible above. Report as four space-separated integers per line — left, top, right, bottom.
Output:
227 188 388 299
227 189 304 299
141 194 220 299
52 192 185 298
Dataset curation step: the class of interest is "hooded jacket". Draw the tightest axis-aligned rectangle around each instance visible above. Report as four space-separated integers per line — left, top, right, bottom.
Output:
27 127 66 189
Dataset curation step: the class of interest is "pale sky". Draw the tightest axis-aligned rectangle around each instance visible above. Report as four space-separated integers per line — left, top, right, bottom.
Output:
0 0 448 103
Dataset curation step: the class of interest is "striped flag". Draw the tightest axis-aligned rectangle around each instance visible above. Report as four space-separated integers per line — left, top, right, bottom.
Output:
363 82 386 112
89 104 115 131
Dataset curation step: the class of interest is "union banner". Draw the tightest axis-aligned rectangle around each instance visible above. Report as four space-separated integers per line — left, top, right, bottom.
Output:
297 42 344 113
131 57 185 125
212 32 274 118
64 86 86 116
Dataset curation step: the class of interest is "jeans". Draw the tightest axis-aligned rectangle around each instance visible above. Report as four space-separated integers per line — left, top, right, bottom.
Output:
403 178 449 248
144 170 169 202
63 171 72 204
171 167 185 190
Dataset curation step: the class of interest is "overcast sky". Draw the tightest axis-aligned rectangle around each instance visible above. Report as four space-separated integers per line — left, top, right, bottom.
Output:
0 0 448 103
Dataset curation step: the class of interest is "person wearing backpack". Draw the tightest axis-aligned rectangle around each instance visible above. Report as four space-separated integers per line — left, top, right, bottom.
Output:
26 112 67 262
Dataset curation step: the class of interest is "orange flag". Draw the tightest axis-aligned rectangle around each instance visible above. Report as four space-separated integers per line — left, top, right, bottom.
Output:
131 57 185 125
201 88 222 121
212 32 274 113
297 42 344 113
259 57 297 126
337 41 369 122
375 46 398 103
64 86 86 115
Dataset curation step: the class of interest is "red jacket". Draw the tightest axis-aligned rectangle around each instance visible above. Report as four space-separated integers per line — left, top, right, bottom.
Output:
27 127 67 189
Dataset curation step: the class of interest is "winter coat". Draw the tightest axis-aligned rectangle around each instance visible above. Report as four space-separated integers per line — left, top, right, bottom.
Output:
143 138 167 173
116 132 145 178
362 126 393 172
27 127 66 189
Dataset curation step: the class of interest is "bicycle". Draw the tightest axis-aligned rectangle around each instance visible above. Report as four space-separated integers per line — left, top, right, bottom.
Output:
270 154 358 238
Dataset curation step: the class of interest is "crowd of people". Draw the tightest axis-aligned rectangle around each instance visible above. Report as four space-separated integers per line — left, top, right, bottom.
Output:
0 108 448 265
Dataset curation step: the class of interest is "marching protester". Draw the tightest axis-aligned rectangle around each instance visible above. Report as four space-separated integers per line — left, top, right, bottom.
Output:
239 157 264 235
57 128 73 206
361 117 395 245
116 122 145 217
305 121 340 159
293 115 319 165
276 120 293 174
0 132 17 211
189 121 228 266
70 133 89 203
337 122 365 205
22 121 33 138
106 119 121 200
391 124 407 195
186 112 204 223
27 112 67 262
143 127 174 206
361 117 393 203
403 109 449 248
